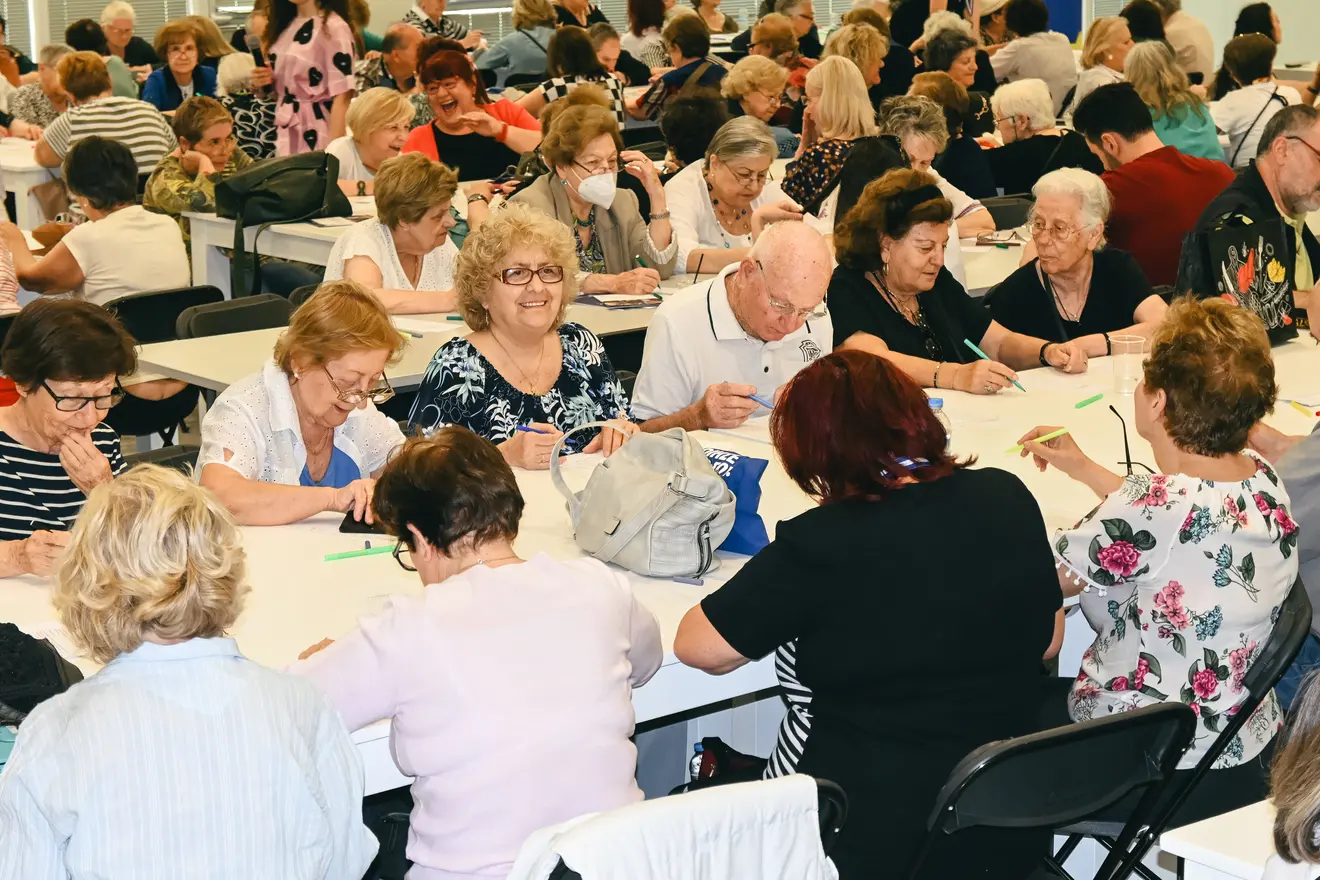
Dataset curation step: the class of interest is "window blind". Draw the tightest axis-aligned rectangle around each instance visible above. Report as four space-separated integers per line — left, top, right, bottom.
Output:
45 0 189 47
0 0 33 55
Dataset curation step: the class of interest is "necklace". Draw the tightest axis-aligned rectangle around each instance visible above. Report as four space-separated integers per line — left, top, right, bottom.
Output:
869 270 921 323
1052 287 1085 322
572 207 594 228
490 330 548 394
304 427 332 457
459 553 521 574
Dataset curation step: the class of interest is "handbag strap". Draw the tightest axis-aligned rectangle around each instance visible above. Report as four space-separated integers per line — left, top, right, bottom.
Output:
1229 86 1284 168
547 420 627 519
519 28 547 53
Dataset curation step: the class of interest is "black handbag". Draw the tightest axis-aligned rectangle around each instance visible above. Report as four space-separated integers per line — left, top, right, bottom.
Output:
215 150 352 298
0 622 82 725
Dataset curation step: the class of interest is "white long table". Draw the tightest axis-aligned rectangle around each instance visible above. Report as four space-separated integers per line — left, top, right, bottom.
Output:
1159 800 1279 880
0 138 56 231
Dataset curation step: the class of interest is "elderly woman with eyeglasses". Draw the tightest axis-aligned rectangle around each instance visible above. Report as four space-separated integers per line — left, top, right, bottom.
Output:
989 169 1167 354
0 299 136 577
664 117 806 275
408 204 639 470
198 280 406 526
829 168 1089 395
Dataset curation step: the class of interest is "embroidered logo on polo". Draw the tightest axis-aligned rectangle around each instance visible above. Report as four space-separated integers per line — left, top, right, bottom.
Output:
799 339 823 361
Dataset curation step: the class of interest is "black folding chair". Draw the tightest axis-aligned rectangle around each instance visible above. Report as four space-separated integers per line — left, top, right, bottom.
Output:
1053 576 1313 880
907 703 1196 880
289 283 319 309
981 195 1035 229
175 294 295 339
545 778 848 880
504 71 547 89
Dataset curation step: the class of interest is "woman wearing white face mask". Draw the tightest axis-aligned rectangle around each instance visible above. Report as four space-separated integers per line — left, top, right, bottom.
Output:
509 95 677 296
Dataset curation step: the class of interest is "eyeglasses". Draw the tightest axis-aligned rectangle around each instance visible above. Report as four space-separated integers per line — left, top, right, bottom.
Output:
574 158 619 176
199 134 238 148
721 163 773 188
1029 220 1086 242
755 90 782 107
41 380 125 412
167 44 197 56
322 366 395 406
793 12 815 22
1287 136 1320 162
393 539 416 571
756 261 827 320
424 79 467 95
495 265 565 285
1110 404 1154 476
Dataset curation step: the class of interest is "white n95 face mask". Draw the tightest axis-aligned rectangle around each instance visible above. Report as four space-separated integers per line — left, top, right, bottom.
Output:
573 168 618 210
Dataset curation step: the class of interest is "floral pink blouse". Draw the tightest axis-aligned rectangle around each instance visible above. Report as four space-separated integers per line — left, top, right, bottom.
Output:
269 11 356 155
1054 452 1297 769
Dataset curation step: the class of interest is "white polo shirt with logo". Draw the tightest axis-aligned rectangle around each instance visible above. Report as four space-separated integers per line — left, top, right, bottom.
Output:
630 263 833 421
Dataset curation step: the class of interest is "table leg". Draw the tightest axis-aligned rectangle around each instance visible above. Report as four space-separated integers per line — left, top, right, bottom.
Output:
191 223 233 299
11 182 32 230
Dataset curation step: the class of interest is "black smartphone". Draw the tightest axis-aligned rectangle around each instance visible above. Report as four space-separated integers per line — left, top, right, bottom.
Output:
339 510 387 534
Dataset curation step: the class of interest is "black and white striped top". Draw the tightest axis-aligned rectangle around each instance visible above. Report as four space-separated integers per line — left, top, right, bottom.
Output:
42 96 178 177
766 640 813 779
0 425 127 541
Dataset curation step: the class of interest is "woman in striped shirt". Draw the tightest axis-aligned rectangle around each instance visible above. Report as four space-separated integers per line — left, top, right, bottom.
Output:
0 299 136 577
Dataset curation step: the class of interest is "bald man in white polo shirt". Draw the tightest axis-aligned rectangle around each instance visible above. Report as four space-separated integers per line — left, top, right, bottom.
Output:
632 222 834 433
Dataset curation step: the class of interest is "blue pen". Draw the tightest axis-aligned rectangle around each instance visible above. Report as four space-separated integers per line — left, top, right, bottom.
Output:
515 424 550 435
747 393 774 409
963 338 1027 393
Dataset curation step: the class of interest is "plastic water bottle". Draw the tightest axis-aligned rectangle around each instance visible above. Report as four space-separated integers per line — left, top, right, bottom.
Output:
929 398 952 452
689 743 704 782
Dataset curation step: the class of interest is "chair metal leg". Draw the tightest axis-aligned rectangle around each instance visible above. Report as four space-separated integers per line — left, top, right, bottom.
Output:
1053 834 1082 865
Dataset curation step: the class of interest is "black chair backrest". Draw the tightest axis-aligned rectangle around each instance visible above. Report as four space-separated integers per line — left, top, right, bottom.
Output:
981 196 1034 230
908 703 1197 880
175 294 295 339
289 284 319 309
0 313 16 352
1107 576 1314 878
548 777 849 879
108 286 225 345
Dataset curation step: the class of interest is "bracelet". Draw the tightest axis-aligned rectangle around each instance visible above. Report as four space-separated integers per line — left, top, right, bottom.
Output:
467 193 489 204
1038 341 1053 367
1103 332 1112 355
932 361 944 389
649 210 670 220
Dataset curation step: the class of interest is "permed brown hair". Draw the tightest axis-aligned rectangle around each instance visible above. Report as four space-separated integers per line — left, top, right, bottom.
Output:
1141 296 1275 456
372 429 525 555
541 100 623 168
172 95 233 144
153 19 198 59
57 51 111 101
834 168 954 271
374 152 459 228
274 279 405 374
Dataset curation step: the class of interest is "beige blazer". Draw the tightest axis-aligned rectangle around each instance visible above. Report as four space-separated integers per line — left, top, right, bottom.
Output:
509 173 678 280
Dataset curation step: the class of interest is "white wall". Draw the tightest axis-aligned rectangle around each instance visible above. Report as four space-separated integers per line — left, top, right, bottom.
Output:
368 0 414 28
1186 0 1315 67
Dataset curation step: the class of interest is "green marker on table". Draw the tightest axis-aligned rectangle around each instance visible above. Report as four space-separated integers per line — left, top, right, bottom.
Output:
1004 427 1070 455
1075 393 1104 409
324 544 394 562
963 338 1027 393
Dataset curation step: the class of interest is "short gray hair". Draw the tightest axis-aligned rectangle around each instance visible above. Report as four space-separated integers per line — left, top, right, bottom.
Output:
215 52 256 98
877 95 949 152
774 0 807 15
99 0 136 24
989 78 1055 131
923 10 971 42
1032 168 1111 242
39 44 73 68
1259 104 1320 158
705 116 778 164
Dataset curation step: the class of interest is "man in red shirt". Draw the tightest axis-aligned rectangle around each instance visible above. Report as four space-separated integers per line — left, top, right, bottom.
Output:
1072 83 1235 289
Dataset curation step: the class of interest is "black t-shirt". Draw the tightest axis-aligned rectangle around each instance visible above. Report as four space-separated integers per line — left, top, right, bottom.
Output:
872 43 916 103
988 249 1154 343
429 121 522 181
701 468 1059 878
122 36 160 68
986 130 1105 198
616 49 652 87
935 134 996 199
829 264 993 363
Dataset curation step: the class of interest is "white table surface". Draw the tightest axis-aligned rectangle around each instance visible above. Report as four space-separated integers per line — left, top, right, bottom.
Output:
0 138 56 231
1160 800 1276 880
5 342 1320 796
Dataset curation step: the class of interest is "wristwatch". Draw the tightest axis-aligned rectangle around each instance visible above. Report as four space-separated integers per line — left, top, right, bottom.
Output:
356 180 366 197
467 193 489 204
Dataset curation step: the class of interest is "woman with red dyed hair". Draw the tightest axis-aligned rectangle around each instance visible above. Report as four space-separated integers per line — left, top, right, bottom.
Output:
400 50 541 180
674 349 1064 879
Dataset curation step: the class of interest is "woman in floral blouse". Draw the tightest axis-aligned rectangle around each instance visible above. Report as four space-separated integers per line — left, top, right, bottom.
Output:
408 204 639 470
1019 296 1296 824
782 56 876 216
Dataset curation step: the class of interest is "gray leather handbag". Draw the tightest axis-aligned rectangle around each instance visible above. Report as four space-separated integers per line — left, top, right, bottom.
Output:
549 423 736 578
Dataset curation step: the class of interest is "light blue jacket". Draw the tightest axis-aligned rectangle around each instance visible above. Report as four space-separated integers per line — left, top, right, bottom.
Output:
476 26 554 77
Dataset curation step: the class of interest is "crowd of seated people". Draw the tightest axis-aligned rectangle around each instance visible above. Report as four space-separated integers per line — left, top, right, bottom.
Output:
4 1 1320 879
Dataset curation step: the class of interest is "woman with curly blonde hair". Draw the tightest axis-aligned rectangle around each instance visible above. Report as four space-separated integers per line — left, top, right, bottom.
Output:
407 203 639 469
0 465 377 876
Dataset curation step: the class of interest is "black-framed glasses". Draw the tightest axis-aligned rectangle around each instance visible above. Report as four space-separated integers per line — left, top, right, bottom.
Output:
322 366 395 406
393 539 416 572
1287 136 1320 162
495 265 565 285
41 380 126 412
1110 404 1154 476
574 157 619 176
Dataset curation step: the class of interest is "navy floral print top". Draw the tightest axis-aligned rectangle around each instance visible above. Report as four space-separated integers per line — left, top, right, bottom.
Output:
407 323 629 453
782 138 857 215
1054 451 1296 769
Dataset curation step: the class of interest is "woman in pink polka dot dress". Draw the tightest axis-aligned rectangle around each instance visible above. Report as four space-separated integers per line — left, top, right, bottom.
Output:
266 0 357 155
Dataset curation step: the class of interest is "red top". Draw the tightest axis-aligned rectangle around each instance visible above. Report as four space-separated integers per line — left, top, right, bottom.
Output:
401 99 539 162
1103 146 1236 288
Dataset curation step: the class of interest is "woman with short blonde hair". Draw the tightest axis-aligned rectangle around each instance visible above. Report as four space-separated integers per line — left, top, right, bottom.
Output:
199 280 407 526
0 464 378 877
478 0 558 76
327 87 417 192
783 55 878 214
750 12 797 58
514 0 557 29
1065 16 1132 119
326 152 472 314
722 54 789 114
409 204 639 469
